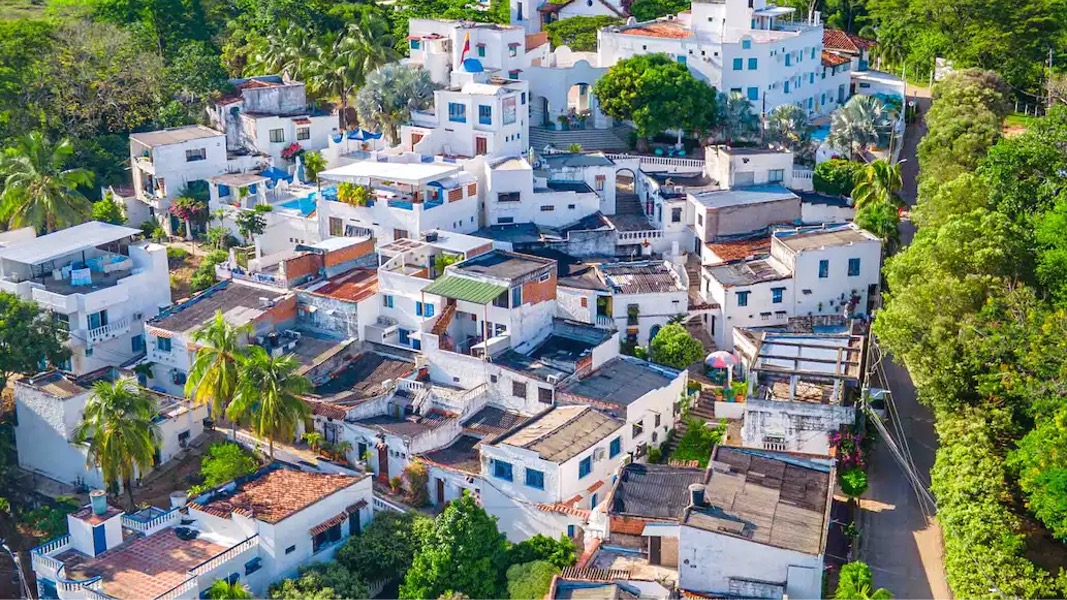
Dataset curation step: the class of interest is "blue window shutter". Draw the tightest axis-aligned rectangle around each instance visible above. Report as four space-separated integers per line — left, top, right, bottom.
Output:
416 301 423 317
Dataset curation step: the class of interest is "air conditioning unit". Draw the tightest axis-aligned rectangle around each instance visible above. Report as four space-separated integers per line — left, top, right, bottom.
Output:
546 374 559 384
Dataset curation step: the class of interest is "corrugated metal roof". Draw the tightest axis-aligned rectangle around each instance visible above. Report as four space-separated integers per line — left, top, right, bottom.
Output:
422 275 507 304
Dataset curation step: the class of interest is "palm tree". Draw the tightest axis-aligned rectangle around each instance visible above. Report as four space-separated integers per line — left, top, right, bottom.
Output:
717 91 760 144
827 95 891 160
74 377 160 511
0 132 93 233
852 159 903 210
227 346 311 459
186 311 251 433
765 104 814 156
356 63 439 143
248 23 317 81
205 579 253 600
854 200 901 250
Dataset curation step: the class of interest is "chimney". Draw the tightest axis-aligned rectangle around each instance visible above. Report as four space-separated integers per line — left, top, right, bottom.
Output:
688 483 706 507
67 490 125 557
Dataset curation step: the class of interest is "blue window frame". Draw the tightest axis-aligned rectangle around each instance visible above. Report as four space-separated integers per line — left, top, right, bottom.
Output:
425 303 435 318
448 102 466 123
383 294 394 308
410 39 421 50
131 334 145 353
747 87 759 101
736 291 750 307
590 493 598 508
848 258 861 276
477 44 486 57
784 81 790 94
677 55 687 65
579 456 592 478
494 459 514 481
567 525 576 537
244 557 263 576
521 92 527 105
811 47 817 59
412 338 422 351
785 53 792 66
525 468 545 489
810 73 815 84
511 286 522 307
609 437 621 458
478 105 492 125
157 337 172 353
818 259 829 278
732 58 743 70
398 328 410 345
748 57 757 70
416 301 424 316
771 287 785 304
741 38 751 50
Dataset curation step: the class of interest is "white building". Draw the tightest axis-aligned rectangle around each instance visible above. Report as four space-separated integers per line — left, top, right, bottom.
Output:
736 327 862 456
480 405 625 540
702 223 881 349
0 222 171 375
402 67 530 160
14 369 207 490
31 467 373 600
677 446 833 600
406 20 531 85
317 159 481 243
208 76 337 167
128 126 267 235
598 0 842 117
483 156 604 227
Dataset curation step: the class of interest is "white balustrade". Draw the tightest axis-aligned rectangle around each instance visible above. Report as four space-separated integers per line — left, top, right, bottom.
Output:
87 317 131 343
617 230 664 242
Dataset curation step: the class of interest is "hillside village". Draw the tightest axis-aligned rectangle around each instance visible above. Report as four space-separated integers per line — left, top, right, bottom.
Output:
0 0 1029 596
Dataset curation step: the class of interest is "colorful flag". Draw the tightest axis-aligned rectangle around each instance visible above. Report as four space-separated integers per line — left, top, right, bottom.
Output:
461 31 471 61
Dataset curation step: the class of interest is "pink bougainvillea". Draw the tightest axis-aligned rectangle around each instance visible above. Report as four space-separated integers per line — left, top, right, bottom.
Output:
830 429 866 469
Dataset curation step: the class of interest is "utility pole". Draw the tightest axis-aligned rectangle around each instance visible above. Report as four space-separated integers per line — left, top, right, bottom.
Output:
1047 47 1055 111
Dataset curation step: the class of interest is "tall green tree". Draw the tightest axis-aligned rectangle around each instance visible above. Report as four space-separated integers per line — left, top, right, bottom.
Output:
206 579 254 600
336 511 433 582
91 193 127 225
593 53 717 151
854 200 900 248
235 204 273 243
187 310 251 433
648 322 704 369
355 63 438 143
227 346 311 458
400 493 509 599
834 562 892 599
852 159 903 210
0 293 71 389
826 95 891 160
0 132 93 233
74 377 160 510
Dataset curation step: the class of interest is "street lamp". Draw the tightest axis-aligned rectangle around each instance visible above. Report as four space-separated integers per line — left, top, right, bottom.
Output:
1 540 30 600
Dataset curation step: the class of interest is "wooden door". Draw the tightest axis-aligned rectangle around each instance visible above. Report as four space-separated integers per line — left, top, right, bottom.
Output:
649 536 662 565
475 136 488 155
377 445 389 483
436 478 445 505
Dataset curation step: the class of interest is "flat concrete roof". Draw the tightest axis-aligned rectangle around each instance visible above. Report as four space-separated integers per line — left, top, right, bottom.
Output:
495 405 623 463
774 224 879 253
319 161 460 186
690 185 798 209
562 357 679 407
0 221 142 265
130 125 222 147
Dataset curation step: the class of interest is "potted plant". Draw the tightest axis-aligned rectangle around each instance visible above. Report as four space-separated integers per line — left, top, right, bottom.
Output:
557 114 570 131
389 475 403 495
302 432 323 452
332 440 353 463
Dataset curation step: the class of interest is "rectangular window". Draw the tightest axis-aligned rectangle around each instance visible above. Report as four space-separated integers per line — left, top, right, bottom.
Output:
848 258 861 276
609 437 621 458
671 207 682 223
676 55 687 65
478 105 492 125
494 459 514 481
383 295 394 308
509 45 518 57
398 328 410 345
525 468 545 490
516 1 522 19
156 336 171 353
818 259 829 278
498 217 514 224
312 523 342 553
329 217 343 237
595 175 605 191
185 148 206 162
730 87 743 96
521 92 527 105
131 334 145 353
477 44 486 57
498 191 521 203
410 39 421 50
771 287 785 304
732 58 743 70
285 545 296 555
768 169 784 183
538 387 552 404
784 81 790 94
511 286 522 307
87 310 107 330
736 291 750 307
539 205 554 212
631 422 644 439
416 301 424 317
512 380 527 398
269 129 285 143
578 456 592 478
425 303 434 318
741 39 751 50
747 87 759 101
785 53 792 66
448 102 466 123
748 57 757 70
297 127 310 141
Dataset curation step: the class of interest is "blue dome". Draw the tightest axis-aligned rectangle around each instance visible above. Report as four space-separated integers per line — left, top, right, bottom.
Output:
462 58 485 73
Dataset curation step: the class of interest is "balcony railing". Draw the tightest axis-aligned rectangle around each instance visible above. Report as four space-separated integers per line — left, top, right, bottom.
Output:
595 315 615 329
31 535 70 575
87 317 131 344
154 575 198 600
187 535 260 578
617 230 664 242
121 509 180 535
603 153 705 171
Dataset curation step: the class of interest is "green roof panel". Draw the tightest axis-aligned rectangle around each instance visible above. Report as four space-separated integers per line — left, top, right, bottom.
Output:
422 275 508 304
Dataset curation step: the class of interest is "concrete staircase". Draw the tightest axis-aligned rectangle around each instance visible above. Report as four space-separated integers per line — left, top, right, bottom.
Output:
662 392 717 455
530 126 633 152
615 191 643 215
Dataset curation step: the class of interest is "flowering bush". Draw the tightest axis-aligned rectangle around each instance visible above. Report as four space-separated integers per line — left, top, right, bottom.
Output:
280 142 304 160
830 429 865 469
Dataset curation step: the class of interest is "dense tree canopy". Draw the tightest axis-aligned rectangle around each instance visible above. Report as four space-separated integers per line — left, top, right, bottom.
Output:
0 292 71 389
648 322 705 369
544 16 622 52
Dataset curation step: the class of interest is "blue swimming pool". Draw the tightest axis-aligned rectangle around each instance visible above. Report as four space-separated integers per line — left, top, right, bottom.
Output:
811 125 831 142
278 186 338 217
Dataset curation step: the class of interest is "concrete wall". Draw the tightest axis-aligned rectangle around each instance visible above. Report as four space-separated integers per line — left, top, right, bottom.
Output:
702 197 801 241
14 384 106 489
704 147 794 189
556 287 598 324
741 398 855 455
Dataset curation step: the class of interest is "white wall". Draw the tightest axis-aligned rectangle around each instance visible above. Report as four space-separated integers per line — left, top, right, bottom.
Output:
14 385 106 489
741 398 855 455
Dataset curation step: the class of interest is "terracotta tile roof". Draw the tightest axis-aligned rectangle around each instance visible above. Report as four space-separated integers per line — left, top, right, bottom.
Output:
310 512 348 536
621 22 690 39
821 51 851 67
59 529 226 600
822 29 875 53
705 236 771 263
527 32 550 50
70 505 123 525
191 468 364 524
536 503 591 518
346 500 368 513
587 480 605 494
307 268 378 302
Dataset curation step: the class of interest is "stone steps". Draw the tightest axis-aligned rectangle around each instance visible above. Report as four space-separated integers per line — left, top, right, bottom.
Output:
529 126 633 152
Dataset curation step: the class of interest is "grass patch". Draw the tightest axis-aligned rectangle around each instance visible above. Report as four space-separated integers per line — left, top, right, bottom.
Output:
1004 112 1040 129
669 417 727 467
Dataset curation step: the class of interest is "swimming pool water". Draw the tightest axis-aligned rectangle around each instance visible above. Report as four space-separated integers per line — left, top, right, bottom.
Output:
279 195 317 217
811 125 831 142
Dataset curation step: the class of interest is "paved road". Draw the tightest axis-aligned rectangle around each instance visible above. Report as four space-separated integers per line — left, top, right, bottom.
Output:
860 93 952 599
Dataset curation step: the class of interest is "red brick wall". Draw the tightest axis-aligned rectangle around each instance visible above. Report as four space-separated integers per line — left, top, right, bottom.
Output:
324 239 374 267
610 515 651 536
264 294 298 327
467 243 493 259
283 253 321 284
523 272 556 305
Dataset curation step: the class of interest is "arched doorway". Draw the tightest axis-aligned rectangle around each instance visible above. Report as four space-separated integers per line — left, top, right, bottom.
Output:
531 95 551 128
564 83 594 129
649 324 662 344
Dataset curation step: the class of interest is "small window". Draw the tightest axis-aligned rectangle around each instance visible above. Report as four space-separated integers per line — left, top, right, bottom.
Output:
848 258 861 276
671 207 682 223
609 437 621 458
538 388 552 404
697 214 703 226
771 287 785 304
498 217 514 224
498 191 521 203
185 148 206 162
509 45 518 57
285 545 296 555
297 127 310 141
732 58 743 70
494 459 514 481
512 381 527 398
736 291 750 307
631 422 644 439
478 105 492 125
269 129 285 143
568 204 576 209
383 295 394 308
448 102 466 123
410 39 421 50
741 38 752 50
769 169 785 183
244 557 263 576
521 92 527 105
511 286 522 307
477 44 486 58
580 297 588 308
595 175 606 191
491 374 498 383
747 87 759 101
748 58 758 70
578 456 592 478
525 468 545 489
818 259 829 278
156 337 172 353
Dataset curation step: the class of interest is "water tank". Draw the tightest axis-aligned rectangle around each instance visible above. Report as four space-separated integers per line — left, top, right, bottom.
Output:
89 489 107 515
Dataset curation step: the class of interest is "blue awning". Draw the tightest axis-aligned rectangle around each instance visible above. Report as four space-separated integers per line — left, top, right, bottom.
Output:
261 166 293 183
